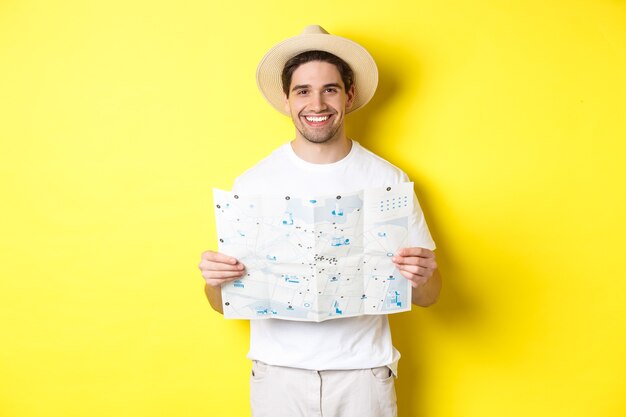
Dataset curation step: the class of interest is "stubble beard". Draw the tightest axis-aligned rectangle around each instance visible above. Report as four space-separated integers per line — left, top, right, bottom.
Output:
297 125 342 144
294 114 343 145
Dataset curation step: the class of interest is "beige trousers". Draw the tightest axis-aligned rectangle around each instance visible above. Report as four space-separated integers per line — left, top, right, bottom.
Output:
250 361 397 417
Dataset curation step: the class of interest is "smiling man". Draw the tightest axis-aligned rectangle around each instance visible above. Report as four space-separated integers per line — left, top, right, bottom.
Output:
285 56 352 145
199 25 441 417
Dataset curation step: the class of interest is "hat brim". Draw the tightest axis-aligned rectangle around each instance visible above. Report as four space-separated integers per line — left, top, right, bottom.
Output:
256 33 378 115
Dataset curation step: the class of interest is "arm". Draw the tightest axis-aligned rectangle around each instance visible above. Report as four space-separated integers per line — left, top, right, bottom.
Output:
198 250 246 314
392 247 441 307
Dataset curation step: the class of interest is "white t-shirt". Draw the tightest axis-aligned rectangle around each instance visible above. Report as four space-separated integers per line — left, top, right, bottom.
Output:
232 140 435 374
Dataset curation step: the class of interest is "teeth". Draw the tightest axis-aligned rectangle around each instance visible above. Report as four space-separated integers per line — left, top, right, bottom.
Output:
305 116 329 122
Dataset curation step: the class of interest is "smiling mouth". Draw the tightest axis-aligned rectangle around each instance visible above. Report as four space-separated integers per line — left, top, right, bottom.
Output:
305 115 330 122
303 115 332 126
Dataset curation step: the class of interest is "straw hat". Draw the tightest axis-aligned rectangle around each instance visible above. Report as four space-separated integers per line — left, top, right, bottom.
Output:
256 25 378 115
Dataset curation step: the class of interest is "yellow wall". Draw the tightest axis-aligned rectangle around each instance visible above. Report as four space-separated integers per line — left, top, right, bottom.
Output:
1 1 625 416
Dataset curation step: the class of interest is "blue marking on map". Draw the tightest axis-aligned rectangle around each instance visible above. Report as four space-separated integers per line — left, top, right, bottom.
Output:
333 300 343 314
378 232 387 237
256 307 278 315
331 237 350 247
283 274 300 283
284 199 315 223
390 291 401 307
233 280 244 288
331 208 344 216
266 255 277 261
282 194 363 225
282 212 294 225
312 194 362 224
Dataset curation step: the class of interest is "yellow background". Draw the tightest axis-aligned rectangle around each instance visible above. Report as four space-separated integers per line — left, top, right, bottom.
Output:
1 0 625 416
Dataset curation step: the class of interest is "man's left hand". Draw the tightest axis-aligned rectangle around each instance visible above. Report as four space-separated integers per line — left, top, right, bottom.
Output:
392 247 437 288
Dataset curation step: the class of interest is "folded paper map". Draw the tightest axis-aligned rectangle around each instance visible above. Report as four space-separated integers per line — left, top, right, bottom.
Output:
213 183 415 322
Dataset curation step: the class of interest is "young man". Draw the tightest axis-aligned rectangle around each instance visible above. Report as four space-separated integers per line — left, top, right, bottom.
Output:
199 25 441 417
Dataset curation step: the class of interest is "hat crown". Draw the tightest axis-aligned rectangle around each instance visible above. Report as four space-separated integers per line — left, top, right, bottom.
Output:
301 25 329 35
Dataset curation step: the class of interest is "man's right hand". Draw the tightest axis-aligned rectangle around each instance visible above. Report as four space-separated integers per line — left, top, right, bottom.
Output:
198 250 246 288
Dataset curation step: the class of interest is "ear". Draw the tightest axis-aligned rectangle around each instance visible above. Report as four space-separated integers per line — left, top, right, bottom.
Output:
345 84 356 110
283 94 290 113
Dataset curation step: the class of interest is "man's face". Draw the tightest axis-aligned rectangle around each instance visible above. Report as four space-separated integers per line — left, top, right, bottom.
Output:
284 61 355 144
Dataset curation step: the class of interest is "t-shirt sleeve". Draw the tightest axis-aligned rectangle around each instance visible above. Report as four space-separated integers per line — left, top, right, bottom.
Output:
232 173 252 194
400 172 436 250
231 175 242 194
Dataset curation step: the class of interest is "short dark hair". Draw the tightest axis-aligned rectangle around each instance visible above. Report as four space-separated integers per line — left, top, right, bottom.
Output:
281 50 354 97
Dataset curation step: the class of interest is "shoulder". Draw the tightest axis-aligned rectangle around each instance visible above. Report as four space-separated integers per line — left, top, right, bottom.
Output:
233 144 289 193
352 142 410 183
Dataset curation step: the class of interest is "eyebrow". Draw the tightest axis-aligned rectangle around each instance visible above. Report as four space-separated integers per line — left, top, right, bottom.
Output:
291 83 343 93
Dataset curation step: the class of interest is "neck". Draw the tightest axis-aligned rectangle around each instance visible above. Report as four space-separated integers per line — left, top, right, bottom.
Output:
291 133 352 164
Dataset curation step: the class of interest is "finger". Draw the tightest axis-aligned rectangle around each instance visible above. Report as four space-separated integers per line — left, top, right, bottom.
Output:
392 256 424 266
396 247 434 258
397 269 422 286
203 270 245 280
201 250 240 265
396 264 423 276
392 256 437 270
397 264 434 278
199 259 245 272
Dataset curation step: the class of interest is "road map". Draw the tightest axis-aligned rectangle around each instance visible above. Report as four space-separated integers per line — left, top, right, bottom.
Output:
213 183 415 322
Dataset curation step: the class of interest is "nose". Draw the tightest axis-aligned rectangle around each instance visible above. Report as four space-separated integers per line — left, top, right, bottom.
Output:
309 92 327 112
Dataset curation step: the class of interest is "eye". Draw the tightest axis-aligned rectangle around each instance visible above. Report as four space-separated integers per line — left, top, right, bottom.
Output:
296 89 309 95
324 88 338 93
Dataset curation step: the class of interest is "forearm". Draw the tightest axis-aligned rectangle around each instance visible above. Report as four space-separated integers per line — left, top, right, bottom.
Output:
204 283 224 314
411 269 442 307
